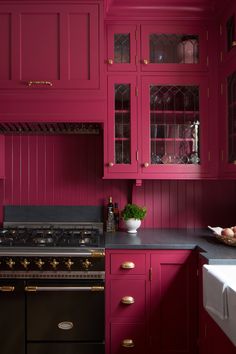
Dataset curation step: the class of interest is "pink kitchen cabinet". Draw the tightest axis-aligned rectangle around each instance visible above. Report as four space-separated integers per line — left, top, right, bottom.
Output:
141 24 208 72
104 75 138 177
106 249 198 354
0 2 101 92
106 24 138 72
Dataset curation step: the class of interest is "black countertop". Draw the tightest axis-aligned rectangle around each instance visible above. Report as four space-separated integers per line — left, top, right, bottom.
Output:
105 229 236 264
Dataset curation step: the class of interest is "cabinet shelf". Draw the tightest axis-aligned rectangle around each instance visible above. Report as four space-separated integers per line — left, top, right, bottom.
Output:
151 138 194 142
150 110 199 114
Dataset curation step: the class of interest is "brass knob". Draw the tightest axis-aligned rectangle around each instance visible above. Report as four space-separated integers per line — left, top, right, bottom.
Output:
122 339 135 348
50 258 59 270
65 259 74 270
82 258 92 270
108 58 114 65
121 261 135 269
35 258 45 269
121 296 135 305
232 41 236 47
21 258 30 269
108 162 114 167
144 162 149 168
143 59 149 65
6 258 15 269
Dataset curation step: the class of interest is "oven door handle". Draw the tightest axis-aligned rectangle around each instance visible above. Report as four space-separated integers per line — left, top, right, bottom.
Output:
25 285 104 292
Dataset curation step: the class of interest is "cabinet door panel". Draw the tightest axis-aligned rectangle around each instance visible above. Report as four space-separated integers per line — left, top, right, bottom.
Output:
0 13 11 80
109 253 146 275
150 251 197 354
110 279 146 320
111 323 146 354
20 12 60 81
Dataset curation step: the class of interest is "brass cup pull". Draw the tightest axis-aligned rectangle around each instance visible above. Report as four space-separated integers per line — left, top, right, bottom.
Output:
121 261 135 269
143 59 149 65
144 162 149 168
28 81 53 87
108 58 114 65
0 286 15 292
122 339 135 348
108 162 114 167
121 296 135 304
232 41 236 47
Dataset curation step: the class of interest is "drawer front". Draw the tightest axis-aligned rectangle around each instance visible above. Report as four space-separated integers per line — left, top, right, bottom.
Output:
28 343 104 354
111 323 146 354
110 279 146 319
110 253 146 275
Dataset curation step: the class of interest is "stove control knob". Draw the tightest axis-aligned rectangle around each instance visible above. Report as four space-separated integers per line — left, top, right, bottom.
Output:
21 258 30 269
50 258 59 270
35 258 45 269
65 259 74 270
82 258 92 270
6 258 15 269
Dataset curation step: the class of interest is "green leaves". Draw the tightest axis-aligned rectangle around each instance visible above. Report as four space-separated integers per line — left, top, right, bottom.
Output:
121 203 147 221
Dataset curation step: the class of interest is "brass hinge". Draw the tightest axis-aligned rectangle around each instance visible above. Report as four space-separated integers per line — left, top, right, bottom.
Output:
207 87 210 98
206 30 209 40
220 51 223 62
136 150 139 161
220 24 222 36
135 87 138 96
149 267 152 281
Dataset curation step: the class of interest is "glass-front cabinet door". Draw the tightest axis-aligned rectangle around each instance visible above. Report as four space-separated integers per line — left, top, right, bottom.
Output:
106 76 138 175
141 76 210 178
107 25 138 71
141 25 207 72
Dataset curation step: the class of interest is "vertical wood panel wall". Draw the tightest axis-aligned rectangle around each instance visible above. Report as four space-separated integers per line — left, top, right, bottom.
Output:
2 134 236 229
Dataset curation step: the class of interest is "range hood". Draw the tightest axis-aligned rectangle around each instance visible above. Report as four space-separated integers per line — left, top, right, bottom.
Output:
0 122 101 135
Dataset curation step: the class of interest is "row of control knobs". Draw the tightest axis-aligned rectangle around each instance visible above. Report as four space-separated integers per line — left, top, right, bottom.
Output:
0 258 93 270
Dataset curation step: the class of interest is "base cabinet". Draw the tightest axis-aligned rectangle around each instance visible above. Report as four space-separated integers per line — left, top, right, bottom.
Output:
106 249 198 354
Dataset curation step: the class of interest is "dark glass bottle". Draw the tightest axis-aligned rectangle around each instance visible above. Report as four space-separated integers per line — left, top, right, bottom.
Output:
106 196 115 232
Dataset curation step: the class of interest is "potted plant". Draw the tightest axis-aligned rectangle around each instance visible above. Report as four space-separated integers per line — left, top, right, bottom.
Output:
121 203 147 234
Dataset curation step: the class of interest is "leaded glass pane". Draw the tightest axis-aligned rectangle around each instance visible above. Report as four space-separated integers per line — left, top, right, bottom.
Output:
228 71 236 163
226 15 235 52
114 34 130 63
150 34 199 64
150 85 200 165
114 84 131 164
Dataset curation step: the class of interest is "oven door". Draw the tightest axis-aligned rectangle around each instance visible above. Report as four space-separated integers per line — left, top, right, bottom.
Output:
25 279 104 343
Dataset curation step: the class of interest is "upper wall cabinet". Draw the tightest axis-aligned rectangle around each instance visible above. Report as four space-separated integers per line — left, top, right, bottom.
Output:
0 3 102 92
107 25 138 72
141 24 208 72
219 2 236 65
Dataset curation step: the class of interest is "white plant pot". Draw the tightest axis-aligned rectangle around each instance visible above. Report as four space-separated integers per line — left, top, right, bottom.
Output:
124 218 141 234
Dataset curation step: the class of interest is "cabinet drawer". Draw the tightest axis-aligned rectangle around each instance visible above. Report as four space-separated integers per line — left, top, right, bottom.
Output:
110 253 146 275
110 279 146 319
111 323 146 354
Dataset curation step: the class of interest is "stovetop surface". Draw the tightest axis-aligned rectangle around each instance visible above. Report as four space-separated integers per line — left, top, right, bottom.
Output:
0 227 104 249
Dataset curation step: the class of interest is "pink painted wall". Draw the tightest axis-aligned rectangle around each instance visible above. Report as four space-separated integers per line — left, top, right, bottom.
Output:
2 133 236 229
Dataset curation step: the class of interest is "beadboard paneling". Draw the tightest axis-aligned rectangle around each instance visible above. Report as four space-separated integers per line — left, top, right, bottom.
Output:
133 180 236 229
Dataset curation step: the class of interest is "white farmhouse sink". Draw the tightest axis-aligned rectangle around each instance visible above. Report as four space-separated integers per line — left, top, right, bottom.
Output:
203 265 236 346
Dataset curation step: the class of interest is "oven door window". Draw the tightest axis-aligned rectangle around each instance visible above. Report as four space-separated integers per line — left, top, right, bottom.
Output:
26 280 104 342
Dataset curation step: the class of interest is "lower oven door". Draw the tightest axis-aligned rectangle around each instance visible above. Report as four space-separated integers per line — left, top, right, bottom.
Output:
25 280 104 342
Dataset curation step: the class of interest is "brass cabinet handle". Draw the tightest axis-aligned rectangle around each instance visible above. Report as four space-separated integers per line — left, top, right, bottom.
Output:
108 58 114 64
144 162 149 168
121 261 135 269
108 162 114 167
121 296 135 304
0 286 15 292
122 339 135 348
27 81 53 87
143 59 149 65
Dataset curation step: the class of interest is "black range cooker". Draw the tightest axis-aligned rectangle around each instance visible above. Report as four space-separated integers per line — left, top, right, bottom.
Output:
0 206 105 354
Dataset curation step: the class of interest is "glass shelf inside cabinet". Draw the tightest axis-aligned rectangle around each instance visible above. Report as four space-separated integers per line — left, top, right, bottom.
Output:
150 85 200 165
114 84 131 164
228 71 236 164
150 34 199 64
114 33 130 63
